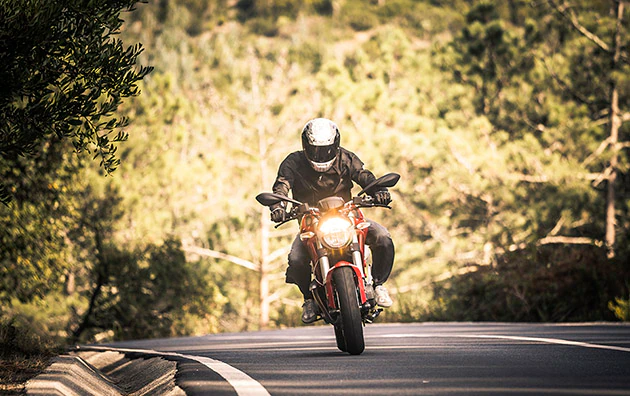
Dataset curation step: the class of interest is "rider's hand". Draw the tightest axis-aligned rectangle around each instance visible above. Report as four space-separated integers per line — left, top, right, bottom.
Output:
373 190 391 205
270 203 286 223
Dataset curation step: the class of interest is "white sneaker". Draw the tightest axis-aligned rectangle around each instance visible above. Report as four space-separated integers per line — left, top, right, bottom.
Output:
375 285 393 307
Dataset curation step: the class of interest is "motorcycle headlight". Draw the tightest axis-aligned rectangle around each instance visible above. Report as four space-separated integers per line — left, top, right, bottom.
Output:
318 217 353 249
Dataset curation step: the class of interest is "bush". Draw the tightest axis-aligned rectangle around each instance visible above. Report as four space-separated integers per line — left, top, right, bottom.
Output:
343 7 379 31
311 0 333 16
247 17 279 37
609 293 630 321
427 245 629 322
0 316 63 358
288 41 323 72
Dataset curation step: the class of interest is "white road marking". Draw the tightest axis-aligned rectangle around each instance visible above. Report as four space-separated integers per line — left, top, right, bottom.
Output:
179 354 270 396
469 334 630 353
374 333 630 353
80 330 628 395
84 345 270 396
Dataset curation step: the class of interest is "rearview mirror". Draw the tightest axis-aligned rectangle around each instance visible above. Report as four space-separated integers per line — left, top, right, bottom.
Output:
256 192 302 207
357 173 400 196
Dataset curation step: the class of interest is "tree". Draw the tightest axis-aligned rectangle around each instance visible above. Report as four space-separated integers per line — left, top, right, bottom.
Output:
0 0 152 205
0 138 83 304
544 0 629 258
439 1 630 259
445 2 539 134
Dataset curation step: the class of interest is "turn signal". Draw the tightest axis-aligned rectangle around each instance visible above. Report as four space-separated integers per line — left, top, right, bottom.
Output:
300 231 316 241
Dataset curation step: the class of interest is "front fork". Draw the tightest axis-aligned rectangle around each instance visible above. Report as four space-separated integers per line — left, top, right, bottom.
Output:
351 233 375 302
313 234 380 322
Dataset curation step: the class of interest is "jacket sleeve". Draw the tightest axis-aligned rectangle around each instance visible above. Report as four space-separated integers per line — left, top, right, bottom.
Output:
348 151 381 191
272 155 294 199
268 158 293 212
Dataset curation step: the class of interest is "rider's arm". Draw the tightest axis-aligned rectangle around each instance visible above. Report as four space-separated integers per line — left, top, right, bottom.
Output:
346 150 382 191
272 154 296 198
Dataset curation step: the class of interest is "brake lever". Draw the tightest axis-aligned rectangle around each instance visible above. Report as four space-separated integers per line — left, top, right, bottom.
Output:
356 203 392 210
274 208 302 228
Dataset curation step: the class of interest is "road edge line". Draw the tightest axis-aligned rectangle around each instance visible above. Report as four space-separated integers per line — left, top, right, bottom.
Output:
80 345 271 396
374 333 630 353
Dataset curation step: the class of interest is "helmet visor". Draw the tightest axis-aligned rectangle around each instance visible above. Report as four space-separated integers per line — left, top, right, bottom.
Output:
305 144 338 164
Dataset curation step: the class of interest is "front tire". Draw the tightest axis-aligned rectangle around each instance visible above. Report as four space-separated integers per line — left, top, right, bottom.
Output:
334 325 347 352
333 267 364 355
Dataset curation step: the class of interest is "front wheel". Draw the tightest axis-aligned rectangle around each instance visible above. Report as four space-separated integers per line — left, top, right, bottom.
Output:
332 266 364 355
334 325 347 352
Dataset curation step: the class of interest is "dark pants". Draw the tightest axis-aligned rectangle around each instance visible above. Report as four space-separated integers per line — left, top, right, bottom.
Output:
285 219 395 300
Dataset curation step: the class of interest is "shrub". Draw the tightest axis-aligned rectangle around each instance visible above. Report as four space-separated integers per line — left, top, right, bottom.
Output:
427 245 629 322
343 7 379 31
247 17 280 37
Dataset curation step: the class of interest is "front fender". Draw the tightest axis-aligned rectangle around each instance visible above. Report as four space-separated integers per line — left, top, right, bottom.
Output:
325 262 367 308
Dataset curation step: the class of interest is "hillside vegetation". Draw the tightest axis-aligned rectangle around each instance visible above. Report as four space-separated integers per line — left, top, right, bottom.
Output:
1 0 629 354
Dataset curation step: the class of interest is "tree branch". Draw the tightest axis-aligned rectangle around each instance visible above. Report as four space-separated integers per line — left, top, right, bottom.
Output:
265 246 290 264
538 55 593 106
548 0 611 53
182 246 259 271
511 174 550 183
537 235 603 246
582 137 611 167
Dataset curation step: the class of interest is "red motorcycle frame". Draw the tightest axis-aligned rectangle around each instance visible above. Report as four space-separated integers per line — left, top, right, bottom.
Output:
300 198 370 311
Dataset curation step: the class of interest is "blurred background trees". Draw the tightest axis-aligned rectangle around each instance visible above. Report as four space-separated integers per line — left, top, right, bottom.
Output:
1 0 629 354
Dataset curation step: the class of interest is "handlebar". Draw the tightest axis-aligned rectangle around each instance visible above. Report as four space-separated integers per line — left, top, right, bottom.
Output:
272 196 392 228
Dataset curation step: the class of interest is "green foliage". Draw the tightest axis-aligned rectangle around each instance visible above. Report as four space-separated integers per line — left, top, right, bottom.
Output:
73 238 226 342
609 293 630 322
0 138 83 304
1 294 78 357
247 17 280 37
429 246 627 322
443 2 538 129
423 0 629 322
0 0 152 204
3 0 630 350
343 4 379 31
236 0 311 22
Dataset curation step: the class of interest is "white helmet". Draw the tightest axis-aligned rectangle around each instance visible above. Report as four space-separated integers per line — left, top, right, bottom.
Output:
301 118 340 172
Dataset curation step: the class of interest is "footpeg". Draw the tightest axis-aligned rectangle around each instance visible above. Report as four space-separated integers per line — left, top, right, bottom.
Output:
365 308 383 324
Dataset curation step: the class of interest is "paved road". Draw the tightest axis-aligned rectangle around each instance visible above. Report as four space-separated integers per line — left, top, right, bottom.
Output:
103 323 630 395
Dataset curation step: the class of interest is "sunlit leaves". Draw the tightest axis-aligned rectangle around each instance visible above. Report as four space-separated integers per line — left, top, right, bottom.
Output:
0 0 153 204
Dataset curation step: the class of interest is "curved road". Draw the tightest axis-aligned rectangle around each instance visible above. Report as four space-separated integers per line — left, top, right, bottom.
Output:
101 323 630 395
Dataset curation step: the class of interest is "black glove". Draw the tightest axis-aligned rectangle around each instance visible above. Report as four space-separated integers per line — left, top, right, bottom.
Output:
270 203 286 223
373 190 391 205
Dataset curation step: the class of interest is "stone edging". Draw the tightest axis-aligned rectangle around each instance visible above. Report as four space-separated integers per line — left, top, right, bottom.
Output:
26 350 185 396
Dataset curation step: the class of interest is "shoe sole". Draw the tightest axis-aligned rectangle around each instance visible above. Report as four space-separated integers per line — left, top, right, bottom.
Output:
302 316 319 324
376 300 393 308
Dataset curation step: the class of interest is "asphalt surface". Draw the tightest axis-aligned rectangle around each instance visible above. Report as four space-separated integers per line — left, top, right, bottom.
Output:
100 323 630 395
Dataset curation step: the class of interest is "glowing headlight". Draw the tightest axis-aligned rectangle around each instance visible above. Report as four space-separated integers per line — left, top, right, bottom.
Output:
318 217 353 248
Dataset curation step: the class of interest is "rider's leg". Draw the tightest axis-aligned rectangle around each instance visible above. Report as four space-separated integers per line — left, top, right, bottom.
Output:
286 235 319 322
366 220 395 307
365 220 394 286
285 234 312 299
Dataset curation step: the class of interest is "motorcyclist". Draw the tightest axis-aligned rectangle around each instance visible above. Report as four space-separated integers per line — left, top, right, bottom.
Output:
270 118 395 323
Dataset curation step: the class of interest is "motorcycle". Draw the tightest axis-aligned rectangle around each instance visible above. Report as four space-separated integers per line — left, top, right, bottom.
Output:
256 173 400 355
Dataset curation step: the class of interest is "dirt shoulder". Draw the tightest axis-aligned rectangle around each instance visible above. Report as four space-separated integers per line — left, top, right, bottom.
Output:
0 354 53 395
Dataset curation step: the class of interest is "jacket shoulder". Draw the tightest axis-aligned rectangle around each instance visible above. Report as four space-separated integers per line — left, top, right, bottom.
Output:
338 147 363 166
278 151 305 171
283 150 303 163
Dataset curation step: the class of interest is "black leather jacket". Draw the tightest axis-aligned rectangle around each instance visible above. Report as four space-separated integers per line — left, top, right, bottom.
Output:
272 147 382 206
